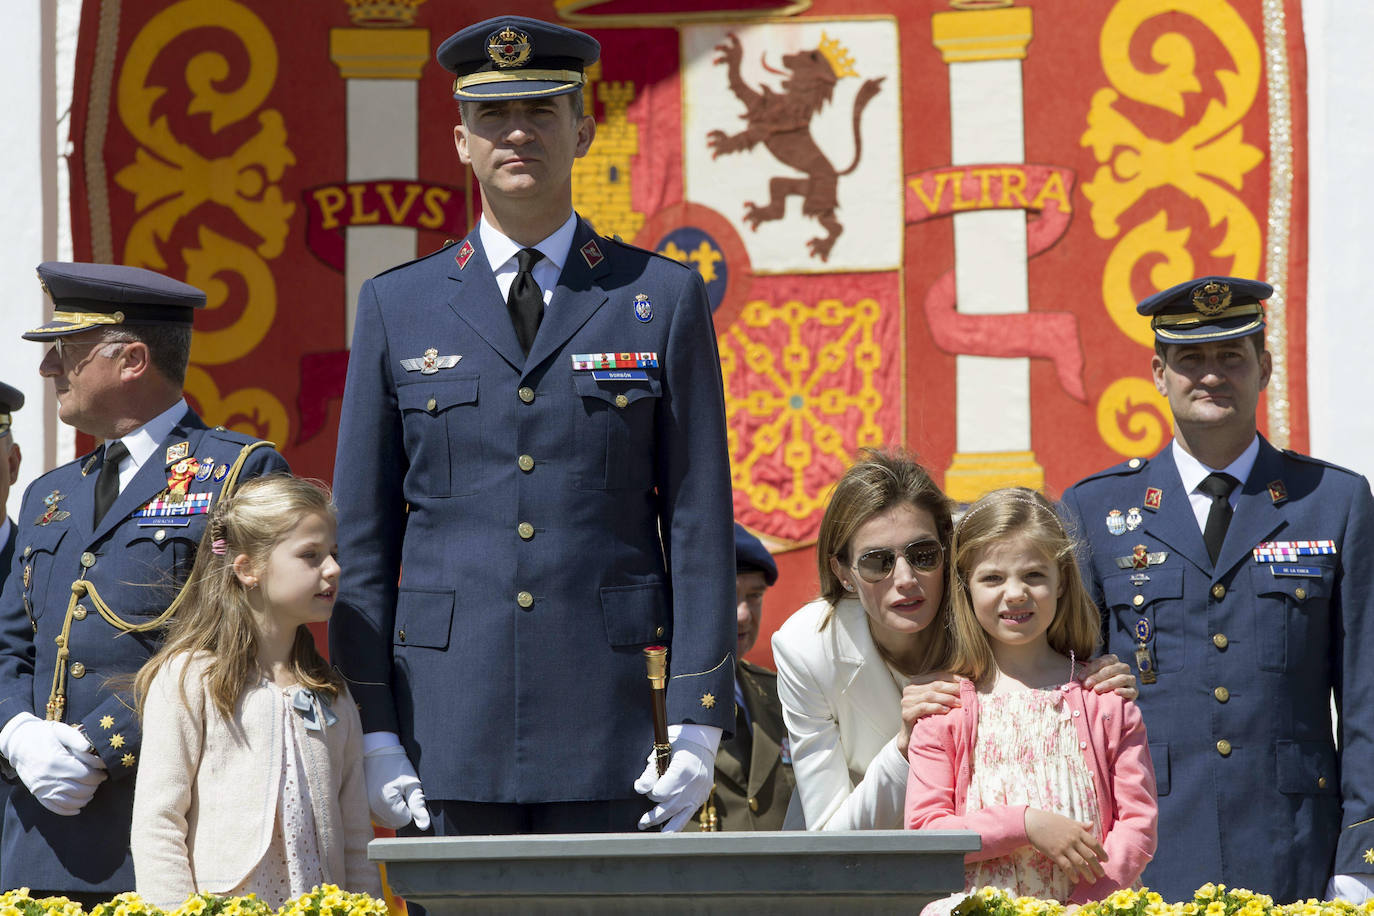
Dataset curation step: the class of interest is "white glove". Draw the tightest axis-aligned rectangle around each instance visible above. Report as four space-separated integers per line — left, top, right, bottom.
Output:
633 726 717 832
1328 874 1374 903
363 744 431 830
0 713 107 816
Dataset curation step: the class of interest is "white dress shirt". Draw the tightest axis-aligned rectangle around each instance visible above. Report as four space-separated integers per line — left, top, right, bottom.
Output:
104 398 190 494
1171 435 1259 533
479 212 578 308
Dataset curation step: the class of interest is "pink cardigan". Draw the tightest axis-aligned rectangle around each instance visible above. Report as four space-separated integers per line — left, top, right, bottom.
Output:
905 678 1158 904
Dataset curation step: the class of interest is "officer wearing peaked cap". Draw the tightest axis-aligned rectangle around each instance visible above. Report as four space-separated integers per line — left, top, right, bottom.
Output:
1062 276 1374 902
330 15 735 838
0 263 287 901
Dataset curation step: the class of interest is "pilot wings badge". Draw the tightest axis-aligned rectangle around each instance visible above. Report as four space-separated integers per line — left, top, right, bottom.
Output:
401 348 462 375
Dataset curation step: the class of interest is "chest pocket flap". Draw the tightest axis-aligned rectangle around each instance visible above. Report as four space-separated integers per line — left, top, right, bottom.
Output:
397 376 479 414
1102 566 1183 611
573 372 661 407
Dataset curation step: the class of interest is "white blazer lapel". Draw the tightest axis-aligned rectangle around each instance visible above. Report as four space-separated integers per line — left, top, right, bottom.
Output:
831 599 902 748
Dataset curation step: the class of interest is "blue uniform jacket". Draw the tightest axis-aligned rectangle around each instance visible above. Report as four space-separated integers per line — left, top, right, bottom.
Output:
329 218 736 804
0 411 287 893
1062 438 1374 902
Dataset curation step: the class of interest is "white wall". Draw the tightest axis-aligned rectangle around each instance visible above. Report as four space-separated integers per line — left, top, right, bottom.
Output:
1305 2 1374 480
0 2 52 513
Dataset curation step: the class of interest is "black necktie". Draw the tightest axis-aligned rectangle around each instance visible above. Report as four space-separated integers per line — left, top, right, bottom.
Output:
1198 472 1239 566
507 248 544 355
93 440 129 526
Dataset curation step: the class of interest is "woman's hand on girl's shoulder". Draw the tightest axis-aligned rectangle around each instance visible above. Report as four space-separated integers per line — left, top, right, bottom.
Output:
897 673 961 755
1080 654 1138 700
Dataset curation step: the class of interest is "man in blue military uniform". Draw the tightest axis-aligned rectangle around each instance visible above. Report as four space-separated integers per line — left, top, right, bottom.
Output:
0 263 288 902
330 16 735 837
693 524 795 831
0 381 25 856
1062 276 1374 902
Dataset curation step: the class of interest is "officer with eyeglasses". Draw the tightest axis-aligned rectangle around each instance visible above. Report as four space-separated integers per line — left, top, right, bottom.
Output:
0 262 287 903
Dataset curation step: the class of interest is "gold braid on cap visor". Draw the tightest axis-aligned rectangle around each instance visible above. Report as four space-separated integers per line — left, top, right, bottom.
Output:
453 68 585 95
51 310 126 326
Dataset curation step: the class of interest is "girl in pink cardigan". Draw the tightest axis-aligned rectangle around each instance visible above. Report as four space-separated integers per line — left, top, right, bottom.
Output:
130 476 381 908
906 488 1157 907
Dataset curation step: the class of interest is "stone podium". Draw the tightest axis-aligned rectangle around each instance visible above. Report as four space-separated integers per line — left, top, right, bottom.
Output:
372 830 981 914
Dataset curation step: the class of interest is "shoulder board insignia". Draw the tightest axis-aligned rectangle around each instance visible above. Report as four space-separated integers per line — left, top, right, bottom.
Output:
581 239 604 268
455 239 475 270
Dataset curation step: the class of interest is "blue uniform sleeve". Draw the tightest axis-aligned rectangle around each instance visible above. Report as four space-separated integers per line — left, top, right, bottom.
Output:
1333 475 1374 874
0 480 42 729
330 278 408 735
655 269 736 733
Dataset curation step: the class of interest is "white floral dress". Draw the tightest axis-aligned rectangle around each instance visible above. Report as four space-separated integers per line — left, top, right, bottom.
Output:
227 684 326 907
925 686 1102 915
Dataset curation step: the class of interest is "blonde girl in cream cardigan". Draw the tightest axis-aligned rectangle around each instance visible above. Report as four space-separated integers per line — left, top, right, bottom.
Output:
131 476 380 908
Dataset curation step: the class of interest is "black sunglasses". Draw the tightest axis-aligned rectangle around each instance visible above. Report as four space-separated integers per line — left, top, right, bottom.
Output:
850 539 944 583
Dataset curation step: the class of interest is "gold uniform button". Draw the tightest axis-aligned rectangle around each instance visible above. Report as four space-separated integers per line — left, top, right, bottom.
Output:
23 545 31 558
748 797 759 812
655 625 665 637
1295 587 1307 600
1216 739 1232 757
518 522 535 540
73 605 87 621
1318 776 1328 789
426 397 438 413
1211 584 1226 599
1213 687 1230 703
518 454 535 472
517 591 534 609
398 628 406 643
80 552 96 568
614 394 629 409
518 387 536 404
1132 595 1144 607
70 662 86 679
1128 458 1142 469
154 529 166 543
1213 633 1229 649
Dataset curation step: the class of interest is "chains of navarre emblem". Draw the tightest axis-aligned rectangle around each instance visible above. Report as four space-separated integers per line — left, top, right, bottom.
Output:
1191 280 1232 317
487 27 532 69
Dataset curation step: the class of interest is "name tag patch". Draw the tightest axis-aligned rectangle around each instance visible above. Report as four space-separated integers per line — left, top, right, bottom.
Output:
1269 565 1323 578
591 370 649 381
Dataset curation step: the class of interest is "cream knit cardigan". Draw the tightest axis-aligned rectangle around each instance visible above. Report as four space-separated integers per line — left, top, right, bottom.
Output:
131 652 381 907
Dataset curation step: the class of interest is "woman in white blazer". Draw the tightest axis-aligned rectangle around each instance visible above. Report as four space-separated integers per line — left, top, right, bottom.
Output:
773 450 1135 830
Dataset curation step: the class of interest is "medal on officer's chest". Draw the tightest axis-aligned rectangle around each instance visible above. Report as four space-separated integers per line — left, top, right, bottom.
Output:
1133 617 1157 684
165 457 199 504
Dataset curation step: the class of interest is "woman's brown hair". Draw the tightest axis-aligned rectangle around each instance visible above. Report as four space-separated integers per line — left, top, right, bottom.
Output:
816 449 955 640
